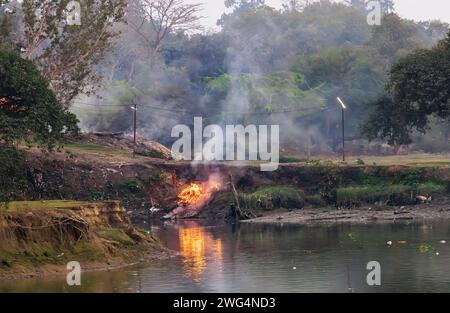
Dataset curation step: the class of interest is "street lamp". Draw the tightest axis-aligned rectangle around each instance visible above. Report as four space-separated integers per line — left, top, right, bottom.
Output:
131 104 137 158
337 97 347 162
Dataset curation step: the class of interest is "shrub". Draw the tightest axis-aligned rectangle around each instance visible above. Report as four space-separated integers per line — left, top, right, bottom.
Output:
146 171 167 184
239 186 305 211
118 180 144 193
0 144 28 201
337 185 411 206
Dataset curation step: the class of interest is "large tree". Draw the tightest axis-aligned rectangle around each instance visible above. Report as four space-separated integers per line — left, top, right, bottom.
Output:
127 0 202 58
218 0 266 26
362 32 450 146
0 50 79 148
0 0 126 108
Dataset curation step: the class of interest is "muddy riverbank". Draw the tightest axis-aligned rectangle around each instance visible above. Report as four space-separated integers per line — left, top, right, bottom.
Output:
243 201 450 225
0 201 171 281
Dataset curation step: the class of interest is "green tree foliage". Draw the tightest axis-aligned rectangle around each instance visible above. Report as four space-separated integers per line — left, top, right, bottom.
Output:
0 143 27 201
363 32 450 145
292 45 386 142
206 72 324 115
0 6 13 49
1 0 126 108
218 0 266 26
162 33 228 85
295 45 385 105
0 50 79 148
370 14 424 66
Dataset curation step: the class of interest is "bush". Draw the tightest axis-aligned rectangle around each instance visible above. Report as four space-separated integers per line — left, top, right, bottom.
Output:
0 50 79 148
356 158 365 165
0 144 28 201
239 186 305 211
118 180 144 193
145 171 167 184
336 181 446 207
394 169 425 186
416 182 446 194
337 185 411 206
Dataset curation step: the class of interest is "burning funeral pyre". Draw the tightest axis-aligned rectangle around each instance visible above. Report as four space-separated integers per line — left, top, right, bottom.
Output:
163 175 223 219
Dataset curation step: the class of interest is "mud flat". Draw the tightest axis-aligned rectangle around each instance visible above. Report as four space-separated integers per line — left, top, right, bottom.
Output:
0 200 170 280
243 201 450 225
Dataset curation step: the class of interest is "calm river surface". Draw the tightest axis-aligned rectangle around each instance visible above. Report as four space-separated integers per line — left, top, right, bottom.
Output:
1 220 450 293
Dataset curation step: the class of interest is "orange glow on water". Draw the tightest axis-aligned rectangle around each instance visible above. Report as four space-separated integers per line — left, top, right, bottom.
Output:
179 227 207 283
178 225 223 284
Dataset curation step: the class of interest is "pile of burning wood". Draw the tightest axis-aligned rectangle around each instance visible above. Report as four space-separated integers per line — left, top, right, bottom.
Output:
163 175 223 220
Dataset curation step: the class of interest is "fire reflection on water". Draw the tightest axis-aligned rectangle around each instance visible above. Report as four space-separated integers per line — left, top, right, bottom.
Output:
178 225 223 284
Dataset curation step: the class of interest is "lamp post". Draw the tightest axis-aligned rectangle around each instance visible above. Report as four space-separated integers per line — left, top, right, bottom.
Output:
131 103 137 158
337 97 347 162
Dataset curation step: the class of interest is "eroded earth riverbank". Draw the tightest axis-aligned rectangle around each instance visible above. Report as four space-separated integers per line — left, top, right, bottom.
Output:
0 200 170 280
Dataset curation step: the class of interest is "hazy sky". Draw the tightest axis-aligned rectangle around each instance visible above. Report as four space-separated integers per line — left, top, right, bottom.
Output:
189 0 450 31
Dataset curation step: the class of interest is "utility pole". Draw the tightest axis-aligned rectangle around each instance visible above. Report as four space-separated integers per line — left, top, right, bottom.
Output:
131 103 137 158
337 97 347 163
342 108 345 162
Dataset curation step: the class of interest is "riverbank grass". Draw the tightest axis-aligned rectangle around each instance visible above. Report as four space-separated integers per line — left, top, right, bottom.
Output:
239 186 305 211
0 200 101 212
337 182 446 206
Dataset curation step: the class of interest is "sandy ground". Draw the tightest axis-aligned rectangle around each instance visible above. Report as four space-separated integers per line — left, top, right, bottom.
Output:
243 202 450 225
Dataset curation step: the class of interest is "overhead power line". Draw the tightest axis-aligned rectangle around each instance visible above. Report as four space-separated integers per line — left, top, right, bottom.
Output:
72 100 330 116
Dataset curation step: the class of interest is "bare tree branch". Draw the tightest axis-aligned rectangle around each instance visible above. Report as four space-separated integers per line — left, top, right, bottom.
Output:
128 0 202 54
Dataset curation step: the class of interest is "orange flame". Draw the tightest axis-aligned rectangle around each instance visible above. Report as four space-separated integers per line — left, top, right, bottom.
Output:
178 181 221 206
178 183 204 205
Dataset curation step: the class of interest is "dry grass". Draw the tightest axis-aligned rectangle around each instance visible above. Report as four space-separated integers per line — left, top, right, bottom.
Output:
280 153 450 167
0 200 120 212
345 154 450 167
0 200 89 212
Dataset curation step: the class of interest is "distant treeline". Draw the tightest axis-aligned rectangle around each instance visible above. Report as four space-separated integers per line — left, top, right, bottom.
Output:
1 0 449 153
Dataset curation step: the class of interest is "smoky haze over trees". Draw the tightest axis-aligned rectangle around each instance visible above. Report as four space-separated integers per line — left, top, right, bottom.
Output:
1 0 449 154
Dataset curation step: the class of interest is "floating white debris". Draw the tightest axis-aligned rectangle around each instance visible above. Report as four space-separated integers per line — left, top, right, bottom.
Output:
149 207 161 213
436 252 440 256
293 267 297 270
439 240 446 244
387 241 393 246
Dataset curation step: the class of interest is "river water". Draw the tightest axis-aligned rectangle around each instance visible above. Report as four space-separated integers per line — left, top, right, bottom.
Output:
1 220 450 293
